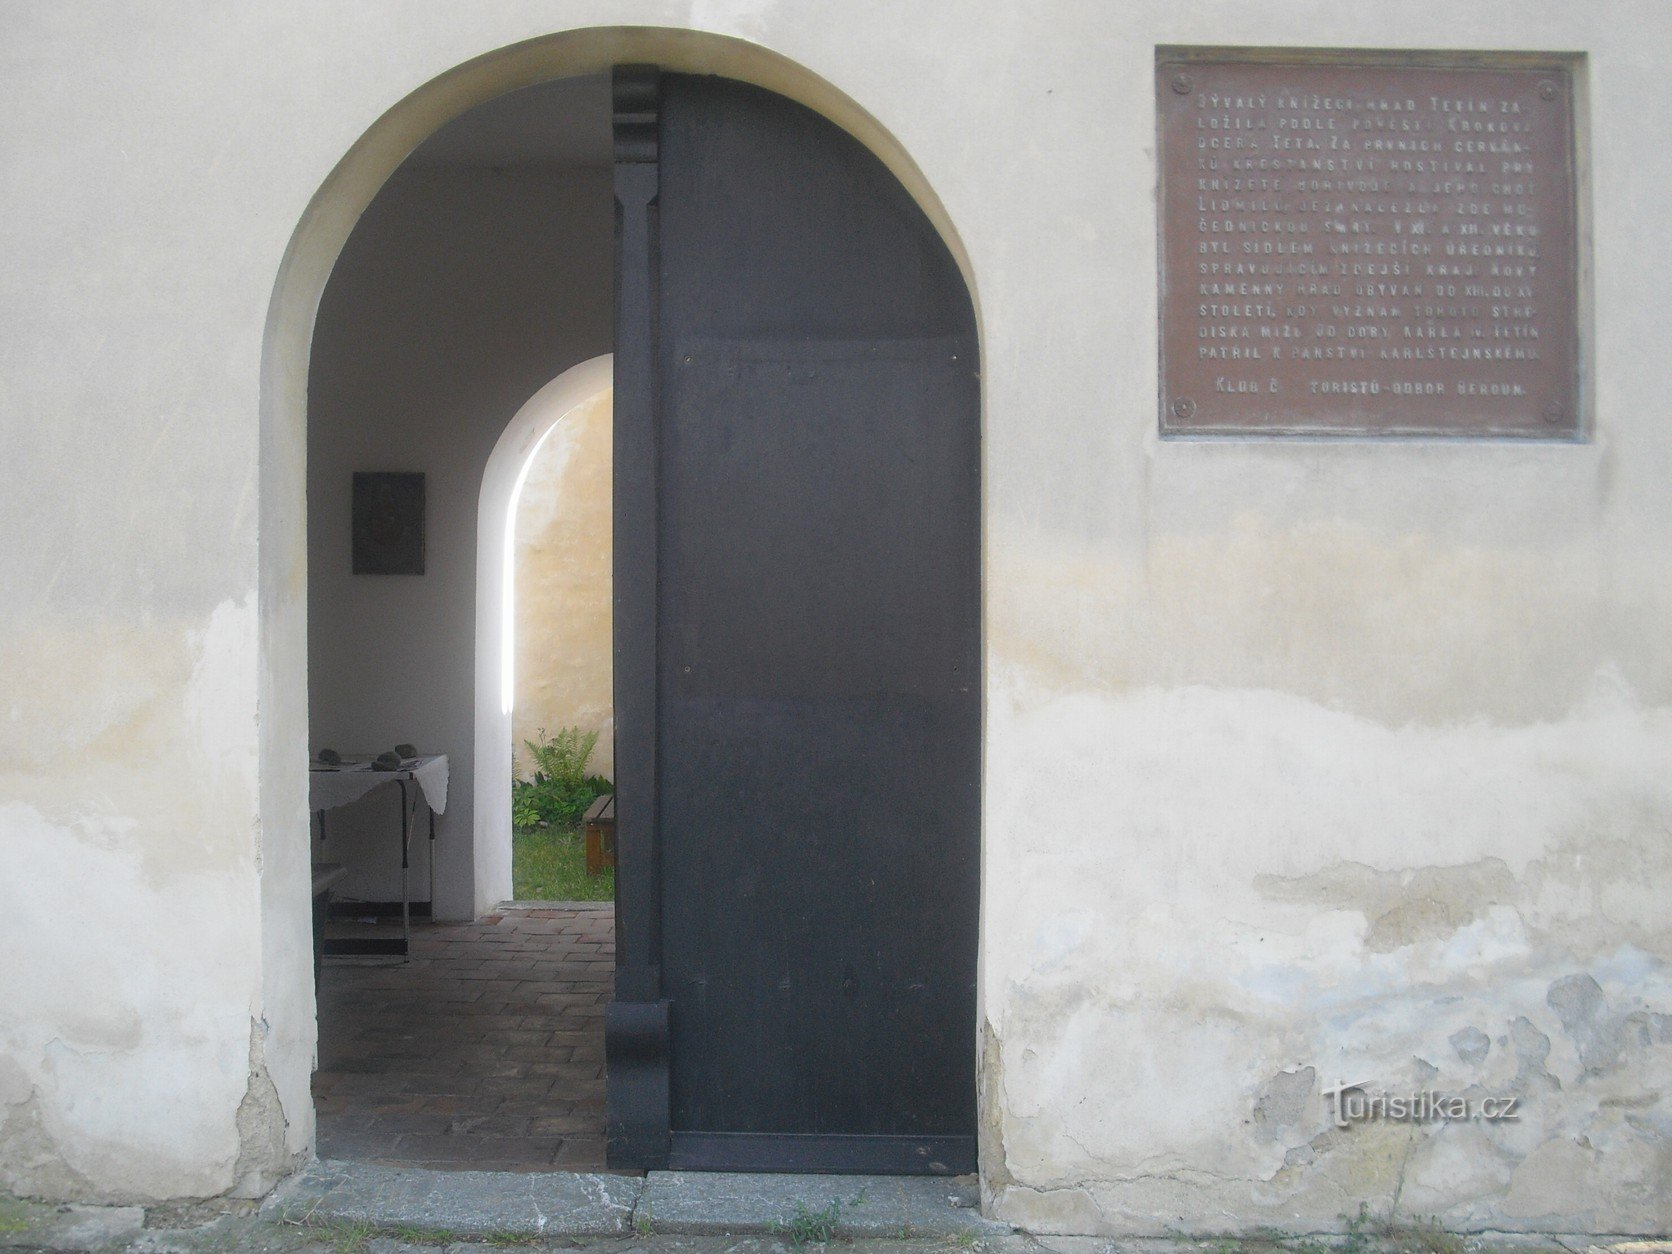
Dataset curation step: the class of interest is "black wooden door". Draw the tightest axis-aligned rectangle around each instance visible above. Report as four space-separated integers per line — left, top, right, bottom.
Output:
607 67 979 1176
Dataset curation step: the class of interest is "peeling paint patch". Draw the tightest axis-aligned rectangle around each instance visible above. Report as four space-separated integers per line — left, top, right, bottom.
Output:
978 1019 1015 1210
982 674 1672 1235
1255 860 1518 953
1548 974 1621 1074
0 801 261 1202
229 1020 301 1198
1253 1067 1315 1140
1450 1026 1491 1065
0 1089 94 1202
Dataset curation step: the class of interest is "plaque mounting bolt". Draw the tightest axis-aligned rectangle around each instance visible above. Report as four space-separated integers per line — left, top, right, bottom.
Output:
1539 80 1557 101
1172 397 1196 420
1543 400 1565 424
1171 73 1193 95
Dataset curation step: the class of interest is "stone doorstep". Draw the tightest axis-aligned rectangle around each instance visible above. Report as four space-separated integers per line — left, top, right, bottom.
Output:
638 1170 990 1239
4 1186 1668 1253
0 1200 146 1251
1029 1243 1670 1254
261 1160 1000 1242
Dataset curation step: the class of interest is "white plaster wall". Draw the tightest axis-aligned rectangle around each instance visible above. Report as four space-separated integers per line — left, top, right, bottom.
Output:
1 0 1669 1227
306 165 612 917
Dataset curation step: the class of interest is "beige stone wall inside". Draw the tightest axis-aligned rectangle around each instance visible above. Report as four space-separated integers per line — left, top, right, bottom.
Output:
1 1 1670 1233
511 391 615 781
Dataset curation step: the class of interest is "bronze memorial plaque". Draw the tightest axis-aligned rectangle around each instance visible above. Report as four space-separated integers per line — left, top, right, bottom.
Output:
1157 52 1581 437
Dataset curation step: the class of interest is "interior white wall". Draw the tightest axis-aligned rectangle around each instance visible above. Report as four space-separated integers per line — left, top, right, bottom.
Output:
307 163 612 920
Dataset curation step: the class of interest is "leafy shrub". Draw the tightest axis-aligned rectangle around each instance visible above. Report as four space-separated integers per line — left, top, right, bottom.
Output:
512 726 611 828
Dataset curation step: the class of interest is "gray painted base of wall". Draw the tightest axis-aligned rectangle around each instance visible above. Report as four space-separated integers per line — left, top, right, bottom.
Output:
259 1160 999 1243
5 1174 1664 1252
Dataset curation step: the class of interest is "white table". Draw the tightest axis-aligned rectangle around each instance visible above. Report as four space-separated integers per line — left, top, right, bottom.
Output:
310 754 448 957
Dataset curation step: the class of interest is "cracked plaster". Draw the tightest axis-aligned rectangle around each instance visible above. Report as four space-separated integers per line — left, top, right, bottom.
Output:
981 667 1672 1234
4 0 1672 1232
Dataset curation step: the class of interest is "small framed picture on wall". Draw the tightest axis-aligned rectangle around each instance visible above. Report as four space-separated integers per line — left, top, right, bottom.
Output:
352 471 425 575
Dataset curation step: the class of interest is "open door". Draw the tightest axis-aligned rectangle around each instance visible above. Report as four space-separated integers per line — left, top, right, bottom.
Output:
607 66 980 1175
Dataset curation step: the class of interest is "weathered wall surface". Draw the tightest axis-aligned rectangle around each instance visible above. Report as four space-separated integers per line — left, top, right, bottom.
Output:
0 606 290 1201
1 0 1668 1227
968 4 1672 1232
511 391 615 782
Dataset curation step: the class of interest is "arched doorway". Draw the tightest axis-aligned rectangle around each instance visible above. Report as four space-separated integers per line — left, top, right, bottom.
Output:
260 28 982 1176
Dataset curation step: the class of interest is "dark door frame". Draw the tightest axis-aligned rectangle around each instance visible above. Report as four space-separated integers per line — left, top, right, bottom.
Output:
604 63 673 1169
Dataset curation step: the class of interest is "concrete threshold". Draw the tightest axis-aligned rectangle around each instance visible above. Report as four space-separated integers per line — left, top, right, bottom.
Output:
263 1159 1011 1243
4 1184 1663 1253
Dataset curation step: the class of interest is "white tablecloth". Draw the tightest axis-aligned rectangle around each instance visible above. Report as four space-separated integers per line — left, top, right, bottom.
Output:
309 755 448 814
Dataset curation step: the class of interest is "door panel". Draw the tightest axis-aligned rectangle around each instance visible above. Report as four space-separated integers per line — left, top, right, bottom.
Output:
608 69 979 1175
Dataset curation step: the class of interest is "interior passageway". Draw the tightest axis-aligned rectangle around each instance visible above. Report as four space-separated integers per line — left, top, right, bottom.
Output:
307 74 616 1167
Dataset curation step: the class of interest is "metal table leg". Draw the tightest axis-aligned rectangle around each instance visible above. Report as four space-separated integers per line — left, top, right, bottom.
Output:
398 779 411 960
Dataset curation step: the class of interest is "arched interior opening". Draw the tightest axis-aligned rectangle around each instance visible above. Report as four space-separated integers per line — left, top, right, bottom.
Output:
474 357 613 916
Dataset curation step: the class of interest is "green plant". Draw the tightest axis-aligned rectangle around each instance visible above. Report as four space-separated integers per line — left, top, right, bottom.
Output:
1333 1202 1463 1254
1341 1202 1376 1254
1383 1216 1463 1254
512 822 614 901
511 726 610 828
772 1189 866 1248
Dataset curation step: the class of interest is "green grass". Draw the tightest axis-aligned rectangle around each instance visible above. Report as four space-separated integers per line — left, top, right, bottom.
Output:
389 1225 455 1245
512 821 614 901
0 1198 29 1236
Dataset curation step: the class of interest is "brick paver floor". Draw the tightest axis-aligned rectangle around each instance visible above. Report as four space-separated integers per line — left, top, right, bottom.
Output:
313 903 614 1171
